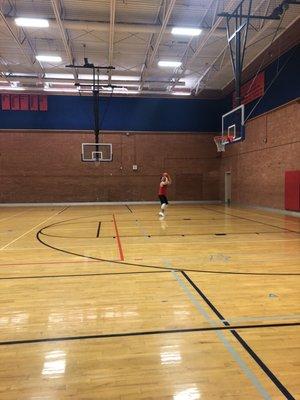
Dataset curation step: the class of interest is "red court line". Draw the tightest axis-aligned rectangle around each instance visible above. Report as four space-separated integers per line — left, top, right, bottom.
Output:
112 214 125 261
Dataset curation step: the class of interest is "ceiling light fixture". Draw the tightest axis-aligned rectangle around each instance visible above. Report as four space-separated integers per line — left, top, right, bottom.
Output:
172 91 191 96
158 61 182 68
44 87 79 93
48 82 75 86
0 86 25 91
45 73 74 79
78 74 108 80
171 27 202 36
15 18 49 28
111 76 140 81
36 55 62 63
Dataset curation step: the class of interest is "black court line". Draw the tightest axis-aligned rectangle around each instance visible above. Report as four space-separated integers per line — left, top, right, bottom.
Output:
181 271 296 400
201 206 300 234
36 228 300 276
96 222 101 238
125 204 133 213
0 322 299 347
57 206 70 215
0 271 170 281
39 229 292 240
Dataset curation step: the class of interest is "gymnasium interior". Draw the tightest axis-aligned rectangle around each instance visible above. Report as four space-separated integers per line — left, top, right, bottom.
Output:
0 1 299 399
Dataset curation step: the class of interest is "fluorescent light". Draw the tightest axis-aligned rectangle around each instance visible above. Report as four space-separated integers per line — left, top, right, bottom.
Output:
100 87 139 95
158 61 182 68
172 27 202 36
36 55 62 63
102 87 127 93
45 73 74 79
0 86 25 91
15 17 49 28
44 87 79 93
78 74 108 80
6 72 36 77
111 75 140 81
48 82 75 86
172 91 191 96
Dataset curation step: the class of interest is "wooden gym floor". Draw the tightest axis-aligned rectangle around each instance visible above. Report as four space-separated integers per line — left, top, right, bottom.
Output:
0 203 299 399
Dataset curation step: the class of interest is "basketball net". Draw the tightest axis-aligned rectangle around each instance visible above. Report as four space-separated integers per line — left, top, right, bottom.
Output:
214 135 234 152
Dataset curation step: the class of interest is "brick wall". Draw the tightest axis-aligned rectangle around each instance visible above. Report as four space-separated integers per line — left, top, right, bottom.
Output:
0 131 220 203
219 100 300 209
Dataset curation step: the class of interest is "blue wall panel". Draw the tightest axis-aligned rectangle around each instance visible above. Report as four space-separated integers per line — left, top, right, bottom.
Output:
222 45 300 119
0 94 224 132
246 45 300 119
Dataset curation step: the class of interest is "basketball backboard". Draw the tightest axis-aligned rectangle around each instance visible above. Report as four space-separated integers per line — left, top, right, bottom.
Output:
81 143 113 162
222 104 245 143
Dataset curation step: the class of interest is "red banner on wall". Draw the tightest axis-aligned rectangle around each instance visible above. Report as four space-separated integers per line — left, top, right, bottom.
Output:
233 71 265 108
39 95 48 111
30 95 39 111
20 94 29 111
1 94 11 110
0 93 48 111
11 94 20 110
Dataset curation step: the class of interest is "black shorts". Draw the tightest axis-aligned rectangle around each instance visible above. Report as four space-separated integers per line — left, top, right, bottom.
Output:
158 195 168 205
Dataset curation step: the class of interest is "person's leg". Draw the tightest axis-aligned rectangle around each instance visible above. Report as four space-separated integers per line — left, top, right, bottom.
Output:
158 195 164 216
159 196 168 217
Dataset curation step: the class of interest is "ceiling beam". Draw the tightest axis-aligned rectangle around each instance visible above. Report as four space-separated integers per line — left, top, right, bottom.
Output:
148 0 177 67
50 0 78 81
168 0 218 91
0 8 43 74
140 0 177 88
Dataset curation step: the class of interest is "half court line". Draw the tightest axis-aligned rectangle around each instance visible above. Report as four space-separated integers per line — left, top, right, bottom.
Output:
0 322 299 347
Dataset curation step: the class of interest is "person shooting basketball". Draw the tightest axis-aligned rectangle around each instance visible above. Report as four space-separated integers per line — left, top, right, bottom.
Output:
158 172 171 217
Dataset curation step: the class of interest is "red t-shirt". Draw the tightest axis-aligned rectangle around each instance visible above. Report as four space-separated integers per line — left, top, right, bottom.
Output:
158 182 167 196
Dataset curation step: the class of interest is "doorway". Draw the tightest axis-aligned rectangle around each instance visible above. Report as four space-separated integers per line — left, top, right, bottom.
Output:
225 172 231 204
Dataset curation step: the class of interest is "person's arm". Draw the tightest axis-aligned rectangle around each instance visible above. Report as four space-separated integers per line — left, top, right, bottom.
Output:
165 175 172 185
160 178 168 187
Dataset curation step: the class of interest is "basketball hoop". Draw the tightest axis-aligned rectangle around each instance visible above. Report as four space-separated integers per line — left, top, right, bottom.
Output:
214 135 234 152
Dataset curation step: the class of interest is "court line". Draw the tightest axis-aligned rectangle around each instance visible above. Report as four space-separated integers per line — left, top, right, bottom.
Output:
112 214 124 261
36 228 300 276
39 229 295 240
0 207 69 251
181 271 295 400
171 269 272 400
96 222 101 238
125 204 133 213
201 206 299 234
0 271 170 280
0 322 299 347
57 206 70 215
